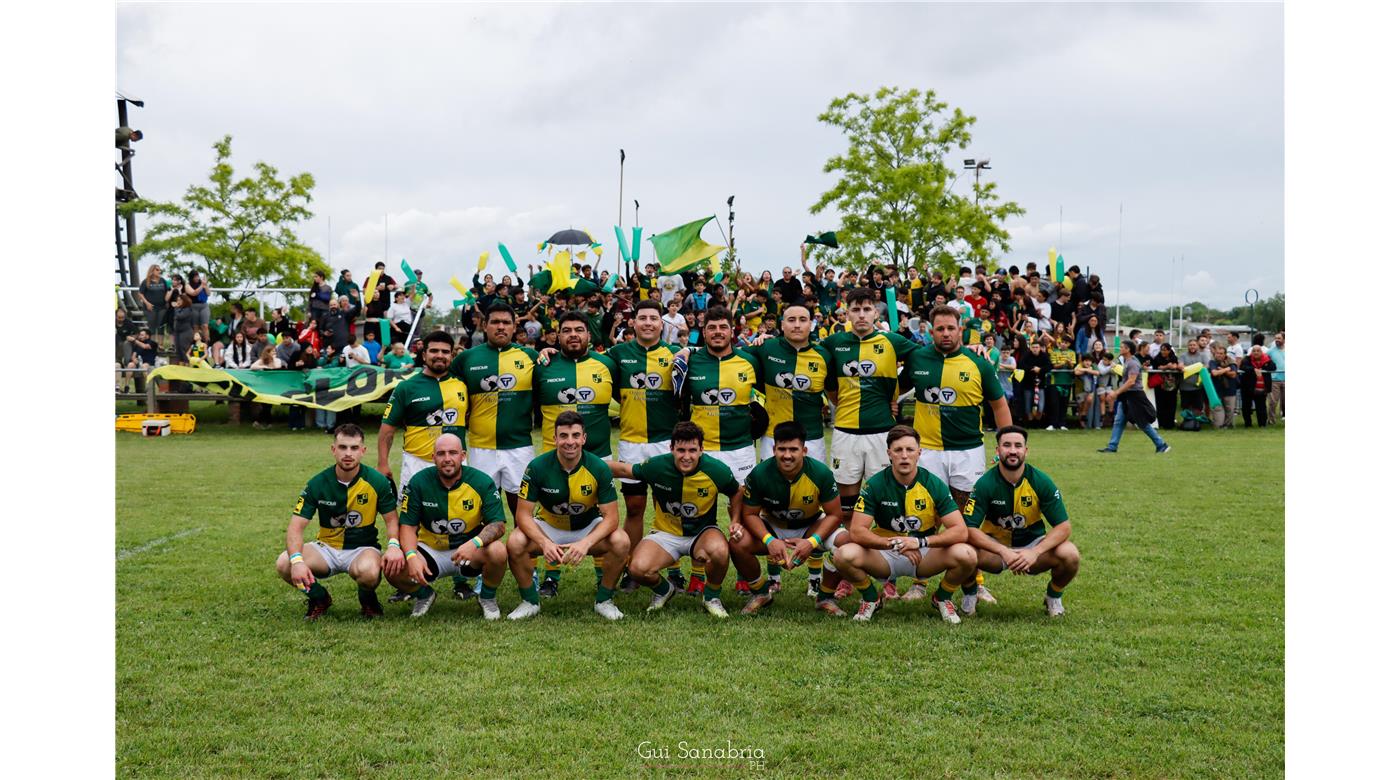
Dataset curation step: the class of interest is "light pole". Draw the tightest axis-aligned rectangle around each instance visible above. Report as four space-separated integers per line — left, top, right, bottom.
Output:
962 158 991 206
116 93 144 289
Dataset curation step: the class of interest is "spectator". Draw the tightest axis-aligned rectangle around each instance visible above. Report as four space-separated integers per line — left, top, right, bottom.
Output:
168 274 196 365
185 331 209 366
387 290 413 344
321 297 351 353
269 307 295 340
186 270 211 343
1049 287 1074 332
1095 345 1118 423
1148 343 1181 429
1267 331 1285 424
296 316 322 356
1066 265 1089 309
380 340 415 370
115 308 138 372
363 329 383 366
1099 340 1170 454
1073 354 1100 429
308 271 333 323
224 331 256 369
335 269 362 320
342 333 372 367
1045 334 1077 430
774 266 804 307
684 279 712 314
1208 344 1239 429
274 332 301 367
138 264 170 338
206 333 224 368
1014 339 1050 426
661 298 687 344
240 309 264 344
363 261 396 324
1075 314 1105 356
1179 339 1209 416
124 328 158 393
1239 342 1276 428
1148 330 1167 358
247 346 283 430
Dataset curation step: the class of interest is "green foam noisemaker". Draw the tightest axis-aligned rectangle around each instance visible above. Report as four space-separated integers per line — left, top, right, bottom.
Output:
602 273 618 293
614 226 630 261
1182 363 1222 409
631 226 643 263
379 318 390 345
498 242 518 273
885 286 899 329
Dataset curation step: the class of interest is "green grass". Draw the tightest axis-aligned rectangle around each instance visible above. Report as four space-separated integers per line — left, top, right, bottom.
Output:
117 410 1283 778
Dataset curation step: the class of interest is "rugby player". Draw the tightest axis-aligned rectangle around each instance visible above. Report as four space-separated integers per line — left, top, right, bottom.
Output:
822 287 919 600
386 434 509 619
897 304 1011 603
533 310 618 597
277 424 401 620
831 425 977 623
506 411 630 621
746 301 835 596
377 330 473 601
606 421 743 618
731 421 845 616
605 300 681 593
959 426 1080 617
684 305 763 483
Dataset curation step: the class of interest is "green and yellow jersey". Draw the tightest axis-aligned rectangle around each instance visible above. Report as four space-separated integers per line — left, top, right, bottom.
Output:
380 371 469 459
398 465 505 551
853 466 960 539
534 351 617 458
608 340 680 444
293 465 397 550
963 317 989 345
685 348 762 451
821 330 919 434
742 456 838 530
1048 347 1077 388
739 300 766 331
904 345 1004 452
519 451 618 531
630 453 740 537
449 343 538 450
746 338 831 440
964 464 1068 548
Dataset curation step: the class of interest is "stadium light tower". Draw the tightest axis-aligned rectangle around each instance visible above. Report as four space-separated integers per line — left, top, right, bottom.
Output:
116 93 144 287
963 158 991 206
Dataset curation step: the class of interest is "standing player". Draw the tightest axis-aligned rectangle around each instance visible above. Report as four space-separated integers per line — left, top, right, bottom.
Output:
606 300 681 592
731 422 845 616
683 306 763 483
387 434 509 619
959 426 1080 617
605 421 743 618
505 411 631 621
822 287 919 599
830 425 977 623
377 330 473 602
897 304 1011 603
533 311 617 597
277 424 402 620
746 301 835 596
449 302 539 513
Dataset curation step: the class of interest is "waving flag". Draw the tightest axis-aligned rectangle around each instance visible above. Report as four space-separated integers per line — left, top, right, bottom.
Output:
649 216 727 275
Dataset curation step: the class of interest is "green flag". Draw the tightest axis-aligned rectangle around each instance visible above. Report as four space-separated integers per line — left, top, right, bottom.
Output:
649 216 726 275
804 231 839 248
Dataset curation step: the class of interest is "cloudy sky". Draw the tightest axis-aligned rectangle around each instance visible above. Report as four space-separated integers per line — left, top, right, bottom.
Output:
115 2 1281 309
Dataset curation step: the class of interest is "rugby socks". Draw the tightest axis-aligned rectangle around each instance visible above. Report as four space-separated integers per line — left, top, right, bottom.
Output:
413 585 433 600
817 581 838 602
963 583 981 599
594 564 605 586
934 578 958 602
542 561 562 583
747 577 771 596
1047 582 1065 599
520 583 541 605
702 575 723 600
766 562 783 578
452 573 476 590
666 566 682 581
596 585 615 604
356 586 378 606
651 579 673 596
307 582 328 600
807 556 824 578
479 583 498 601
853 575 879 603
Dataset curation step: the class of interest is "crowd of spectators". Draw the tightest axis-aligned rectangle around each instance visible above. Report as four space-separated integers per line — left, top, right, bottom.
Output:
118 253 1285 433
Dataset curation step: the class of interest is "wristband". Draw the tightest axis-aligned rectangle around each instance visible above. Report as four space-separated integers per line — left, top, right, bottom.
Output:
806 535 822 550
762 533 777 546
387 539 401 549
404 549 418 560
288 552 304 564
471 537 484 549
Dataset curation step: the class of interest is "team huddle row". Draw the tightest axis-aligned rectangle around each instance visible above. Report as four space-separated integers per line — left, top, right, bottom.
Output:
276 292 1081 622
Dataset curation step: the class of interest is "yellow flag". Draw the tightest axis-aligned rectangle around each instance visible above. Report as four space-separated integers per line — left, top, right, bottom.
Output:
548 250 573 294
365 269 382 299
477 251 489 272
1013 369 1025 382
450 276 470 297
1182 362 1204 379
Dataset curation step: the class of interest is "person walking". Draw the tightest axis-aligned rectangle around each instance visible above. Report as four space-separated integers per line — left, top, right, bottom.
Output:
1099 341 1170 454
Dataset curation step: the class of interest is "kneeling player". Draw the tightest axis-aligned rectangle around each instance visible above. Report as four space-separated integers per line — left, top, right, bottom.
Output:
831 425 976 623
387 434 509 619
959 426 1080 617
606 421 743 618
507 411 631 621
276 424 403 620
732 421 845 616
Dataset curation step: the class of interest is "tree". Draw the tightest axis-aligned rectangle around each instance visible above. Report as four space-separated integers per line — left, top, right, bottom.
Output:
808 87 1024 277
120 135 328 301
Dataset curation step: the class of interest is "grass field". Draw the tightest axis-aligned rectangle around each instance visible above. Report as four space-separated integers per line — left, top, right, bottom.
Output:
116 405 1283 778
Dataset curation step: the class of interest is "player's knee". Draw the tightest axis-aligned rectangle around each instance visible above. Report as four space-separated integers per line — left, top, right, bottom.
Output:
609 529 631 557
950 542 977 570
485 540 507 565
1057 541 1081 570
833 542 860 567
507 531 528 555
274 553 291 580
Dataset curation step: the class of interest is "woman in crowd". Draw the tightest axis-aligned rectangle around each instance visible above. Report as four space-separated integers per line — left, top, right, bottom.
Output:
1238 344 1276 428
224 331 255 369
1096 347 1119 423
246 346 282 430
1074 353 1100 428
186 270 211 343
1075 314 1104 355
167 274 196 365
139 264 170 338
1149 342 1182 429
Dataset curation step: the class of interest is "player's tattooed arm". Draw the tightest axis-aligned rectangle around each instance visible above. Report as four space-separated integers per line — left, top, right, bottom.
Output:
476 520 506 547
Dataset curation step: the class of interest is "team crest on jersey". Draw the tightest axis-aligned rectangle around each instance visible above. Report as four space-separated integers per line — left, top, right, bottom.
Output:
630 372 664 389
737 371 750 383
872 343 885 354
657 356 670 367
356 494 368 505
463 498 475 511
958 371 970 383
696 486 709 498
801 494 814 504
581 484 593 496
591 372 604 384
481 374 517 391
842 360 877 377
807 361 820 372
1020 495 1034 508
559 387 597 403
456 391 466 402
513 360 527 370
913 498 927 512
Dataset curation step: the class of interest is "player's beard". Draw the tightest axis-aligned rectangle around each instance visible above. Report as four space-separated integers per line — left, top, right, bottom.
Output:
1000 452 1023 469
562 340 588 359
437 462 460 481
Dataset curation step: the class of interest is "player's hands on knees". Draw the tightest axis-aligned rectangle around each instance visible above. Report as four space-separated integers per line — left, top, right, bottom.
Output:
407 556 430 586
561 543 588 566
450 545 476 568
789 539 814 567
290 561 316 592
900 547 922 568
540 540 565 565
765 538 790 568
728 522 745 542
382 547 405 577
1016 548 1041 572
1002 548 1030 574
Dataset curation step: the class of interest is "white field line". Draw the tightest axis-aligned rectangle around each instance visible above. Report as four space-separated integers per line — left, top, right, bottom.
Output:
116 527 205 562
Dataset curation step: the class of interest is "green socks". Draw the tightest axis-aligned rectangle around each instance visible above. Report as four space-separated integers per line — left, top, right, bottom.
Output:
1047 583 1064 599
414 585 433 599
596 586 615 604
479 584 497 601
520 583 540 605
307 582 328 600
651 579 673 596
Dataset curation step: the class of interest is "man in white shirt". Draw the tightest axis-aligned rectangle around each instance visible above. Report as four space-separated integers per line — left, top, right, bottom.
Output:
1147 330 1166 358
1226 332 1245 365
660 297 687 345
342 334 372 367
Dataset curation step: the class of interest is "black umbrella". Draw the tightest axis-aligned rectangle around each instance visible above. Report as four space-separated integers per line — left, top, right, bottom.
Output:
545 228 593 246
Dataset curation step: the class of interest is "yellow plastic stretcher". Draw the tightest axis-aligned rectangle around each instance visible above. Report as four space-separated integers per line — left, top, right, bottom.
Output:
115 413 198 436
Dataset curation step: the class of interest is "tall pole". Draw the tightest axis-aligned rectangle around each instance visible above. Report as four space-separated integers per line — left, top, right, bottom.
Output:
117 97 140 287
617 149 625 279
383 214 388 266
1114 203 1122 350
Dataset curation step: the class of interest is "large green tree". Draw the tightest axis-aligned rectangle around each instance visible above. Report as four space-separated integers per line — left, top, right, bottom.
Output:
120 135 328 300
809 87 1024 276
